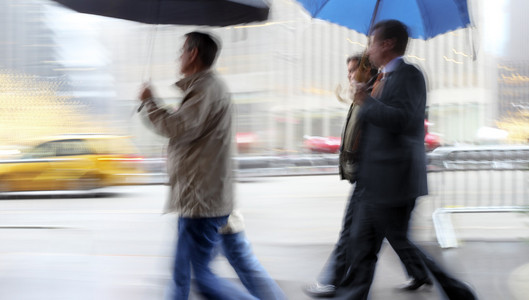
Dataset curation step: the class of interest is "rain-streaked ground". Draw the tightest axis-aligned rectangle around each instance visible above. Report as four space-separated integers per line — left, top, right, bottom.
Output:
0 175 528 300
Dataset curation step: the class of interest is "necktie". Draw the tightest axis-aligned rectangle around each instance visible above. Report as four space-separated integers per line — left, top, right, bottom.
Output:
371 72 386 97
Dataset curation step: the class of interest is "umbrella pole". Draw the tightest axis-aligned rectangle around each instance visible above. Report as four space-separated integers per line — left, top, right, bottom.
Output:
137 0 161 114
142 0 162 82
135 25 158 114
354 0 381 82
467 26 477 61
368 0 381 36
142 25 158 83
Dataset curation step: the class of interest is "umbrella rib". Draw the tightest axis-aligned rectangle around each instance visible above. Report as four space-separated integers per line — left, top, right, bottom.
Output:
451 0 472 27
312 0 332 17
414 0 429 39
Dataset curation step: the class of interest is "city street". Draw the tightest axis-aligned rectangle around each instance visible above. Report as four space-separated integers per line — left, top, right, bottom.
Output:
2 0 529 299
0 175 528 300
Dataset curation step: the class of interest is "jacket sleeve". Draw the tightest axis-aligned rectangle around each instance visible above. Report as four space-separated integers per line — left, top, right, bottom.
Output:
361 67 426 133
143 87 212 143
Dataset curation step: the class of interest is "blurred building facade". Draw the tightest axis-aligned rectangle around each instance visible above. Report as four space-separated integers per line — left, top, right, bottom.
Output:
3 0 526 157
0 0 72 146
94 0 500 156
0 0 118 149
497 60 529 117
495 59 529 143
492 1 529 143
0 0 57 77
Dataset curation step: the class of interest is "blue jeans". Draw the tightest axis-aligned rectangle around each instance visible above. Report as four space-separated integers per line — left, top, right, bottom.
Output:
169 216 257 300
221 232 286 300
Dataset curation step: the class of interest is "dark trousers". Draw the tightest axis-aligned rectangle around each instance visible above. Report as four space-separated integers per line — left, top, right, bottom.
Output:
317 185 362 286
415 247 477 300
333 198 476 300
318 187 428 288
334 198 426 300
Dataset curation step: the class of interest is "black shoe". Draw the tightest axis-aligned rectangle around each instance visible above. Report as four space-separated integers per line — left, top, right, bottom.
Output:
303 282 336 298
398 278 433 291
443 281 477 300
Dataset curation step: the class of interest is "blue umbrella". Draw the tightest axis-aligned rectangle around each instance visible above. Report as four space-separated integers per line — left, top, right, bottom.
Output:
296 0 471 40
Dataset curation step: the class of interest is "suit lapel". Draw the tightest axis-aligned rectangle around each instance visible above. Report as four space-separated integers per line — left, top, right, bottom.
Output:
379 60 406 101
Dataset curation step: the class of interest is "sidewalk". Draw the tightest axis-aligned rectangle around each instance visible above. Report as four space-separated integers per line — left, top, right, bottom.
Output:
208 241 529 300
0 181 526 300
0 240 525 300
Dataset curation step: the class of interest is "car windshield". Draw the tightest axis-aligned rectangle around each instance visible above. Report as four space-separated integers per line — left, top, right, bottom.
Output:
20 139 92 159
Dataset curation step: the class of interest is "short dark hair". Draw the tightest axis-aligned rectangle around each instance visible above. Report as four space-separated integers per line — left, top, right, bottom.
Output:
372 20 409 55
184 31 220 68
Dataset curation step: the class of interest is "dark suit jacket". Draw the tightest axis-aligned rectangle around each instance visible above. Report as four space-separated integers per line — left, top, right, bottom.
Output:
357 59 428 207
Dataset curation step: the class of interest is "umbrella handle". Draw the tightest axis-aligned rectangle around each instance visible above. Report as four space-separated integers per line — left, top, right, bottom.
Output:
137 79 152 113
137 102 145 113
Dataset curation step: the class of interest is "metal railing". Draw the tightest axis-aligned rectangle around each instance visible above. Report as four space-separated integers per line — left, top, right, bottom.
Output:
427 145 529 248
138 155 341 180
139 146 529 248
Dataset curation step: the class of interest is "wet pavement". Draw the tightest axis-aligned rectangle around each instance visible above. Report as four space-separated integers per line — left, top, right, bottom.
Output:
0 178 527 300
220 241 529 300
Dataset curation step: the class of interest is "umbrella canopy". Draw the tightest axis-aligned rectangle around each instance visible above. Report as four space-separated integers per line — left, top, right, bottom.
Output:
52 0 270 26
296 0 471 40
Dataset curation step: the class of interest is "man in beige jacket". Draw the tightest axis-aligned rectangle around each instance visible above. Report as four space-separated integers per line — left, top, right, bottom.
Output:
139 31 254 300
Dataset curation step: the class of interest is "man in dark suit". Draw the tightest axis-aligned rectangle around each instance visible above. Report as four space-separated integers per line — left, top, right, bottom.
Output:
335 19 430 299
305 52 432 298
310 20 476 300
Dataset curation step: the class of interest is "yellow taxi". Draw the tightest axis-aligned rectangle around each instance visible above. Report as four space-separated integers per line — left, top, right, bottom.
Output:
0 134 145 192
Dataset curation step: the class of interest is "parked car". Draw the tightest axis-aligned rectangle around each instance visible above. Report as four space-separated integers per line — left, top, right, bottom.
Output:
424 120 441 152
0 134 145 192
425 132 441 152
304 120 441 154
236 132 258 154
303 136 341 154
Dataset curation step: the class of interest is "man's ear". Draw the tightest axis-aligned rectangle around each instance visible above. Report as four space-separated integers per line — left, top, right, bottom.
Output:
189 47 199 64
384 38 397 52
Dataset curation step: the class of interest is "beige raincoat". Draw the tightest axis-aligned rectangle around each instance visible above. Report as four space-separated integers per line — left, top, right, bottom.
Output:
143 70 234 218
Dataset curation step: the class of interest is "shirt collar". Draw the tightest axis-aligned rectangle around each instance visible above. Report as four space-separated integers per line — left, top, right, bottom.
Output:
175 69 211 91
382 56 402 74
